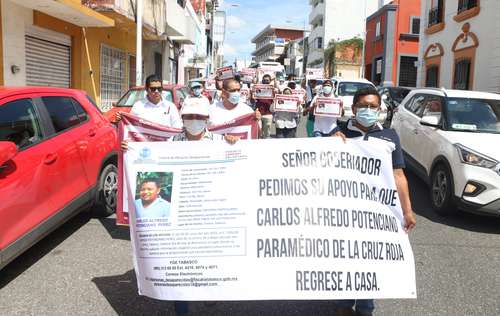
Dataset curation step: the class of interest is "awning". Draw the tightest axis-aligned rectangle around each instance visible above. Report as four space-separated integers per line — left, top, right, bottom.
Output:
10 0 114 27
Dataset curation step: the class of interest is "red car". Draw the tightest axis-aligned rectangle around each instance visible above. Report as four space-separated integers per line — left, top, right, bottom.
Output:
104 84 188 122
0 87 119 270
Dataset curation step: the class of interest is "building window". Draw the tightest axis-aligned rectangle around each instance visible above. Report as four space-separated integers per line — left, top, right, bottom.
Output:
428 0 444 27
100 44 126 111
425 65 439 87
375 21 381 37
453 59 471 90
399 56 418 87
317 37 323 49
458 0 478 14
411 17 420 35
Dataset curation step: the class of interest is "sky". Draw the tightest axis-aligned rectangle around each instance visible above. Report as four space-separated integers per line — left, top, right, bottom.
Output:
221 0 310 63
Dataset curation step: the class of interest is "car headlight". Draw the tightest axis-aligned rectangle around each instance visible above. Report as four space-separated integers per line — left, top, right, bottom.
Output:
454 144 499 169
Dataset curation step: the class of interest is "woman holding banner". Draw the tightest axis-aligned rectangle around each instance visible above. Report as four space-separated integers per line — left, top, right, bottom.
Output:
271 87 301 138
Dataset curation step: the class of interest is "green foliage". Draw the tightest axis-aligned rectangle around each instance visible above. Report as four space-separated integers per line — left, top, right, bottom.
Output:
136 172 174 201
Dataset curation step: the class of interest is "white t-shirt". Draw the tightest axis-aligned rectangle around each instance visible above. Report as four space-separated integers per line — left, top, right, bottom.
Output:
312 94 338 134
130 98 182 128
208 100 254 126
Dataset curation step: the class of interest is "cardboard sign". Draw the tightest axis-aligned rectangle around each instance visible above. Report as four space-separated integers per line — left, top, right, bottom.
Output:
274 94 300 112
241 68 256 82
314 97 343 117
252 84 274 100
240 88 250 103
216 66 234 80
291 89 306 102
305 68 324 80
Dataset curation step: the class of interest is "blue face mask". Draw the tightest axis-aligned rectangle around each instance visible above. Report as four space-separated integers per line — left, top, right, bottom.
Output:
356 107 379 127
323 86 332 95
192 88 202 97
228 92 240 105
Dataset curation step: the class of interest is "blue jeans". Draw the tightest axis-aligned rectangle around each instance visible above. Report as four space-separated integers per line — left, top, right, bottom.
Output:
174 301 189 316
335 299 374 314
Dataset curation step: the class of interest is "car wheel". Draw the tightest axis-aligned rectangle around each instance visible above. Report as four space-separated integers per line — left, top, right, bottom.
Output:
94 164 118 217
430 164 455 216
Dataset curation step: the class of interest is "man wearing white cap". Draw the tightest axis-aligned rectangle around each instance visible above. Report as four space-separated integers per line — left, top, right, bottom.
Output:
173 97 239 143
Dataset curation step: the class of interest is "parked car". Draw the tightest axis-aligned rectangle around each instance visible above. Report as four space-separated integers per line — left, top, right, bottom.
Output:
0 87 119 270
331 77 386 122
391 88 500 216
378 86 413 127
103 84 188 123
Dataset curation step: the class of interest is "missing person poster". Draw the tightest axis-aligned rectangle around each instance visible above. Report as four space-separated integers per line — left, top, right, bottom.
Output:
252 84 274 100
305 68 324 80
216 66 234 80
241 68 256 82
124 137 417 301
274 94 300 113
314 97 343 118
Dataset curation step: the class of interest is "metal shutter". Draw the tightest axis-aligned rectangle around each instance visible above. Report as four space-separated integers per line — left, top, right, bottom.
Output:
25 35 71 88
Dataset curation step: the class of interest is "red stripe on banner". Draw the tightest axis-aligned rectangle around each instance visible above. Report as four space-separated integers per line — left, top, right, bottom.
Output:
208 113 259 139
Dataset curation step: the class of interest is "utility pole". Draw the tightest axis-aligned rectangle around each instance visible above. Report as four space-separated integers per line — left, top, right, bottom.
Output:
361 0 367 78
136 0 143 86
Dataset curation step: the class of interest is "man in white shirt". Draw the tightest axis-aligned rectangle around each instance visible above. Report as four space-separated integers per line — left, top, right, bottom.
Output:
126 74 182 128
183 80 211 110
310 79 340 137
209 78 261 127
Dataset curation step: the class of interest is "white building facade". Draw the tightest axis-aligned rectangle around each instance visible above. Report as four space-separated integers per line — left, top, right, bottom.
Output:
307 0 380 68
417 0 497 92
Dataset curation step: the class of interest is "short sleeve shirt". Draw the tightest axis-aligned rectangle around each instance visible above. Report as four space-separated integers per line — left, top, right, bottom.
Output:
130 98 183 128
134 197 171 219
332 119 405 169
208 100 254 127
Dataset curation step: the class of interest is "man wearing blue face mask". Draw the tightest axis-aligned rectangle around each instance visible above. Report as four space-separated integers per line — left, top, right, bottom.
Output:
208 78 261 127
309 80 340 137
183 80 211 111
331 87 416 316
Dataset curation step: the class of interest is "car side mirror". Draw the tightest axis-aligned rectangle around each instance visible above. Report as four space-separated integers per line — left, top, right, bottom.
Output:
0 141 17 168
420 115 441 128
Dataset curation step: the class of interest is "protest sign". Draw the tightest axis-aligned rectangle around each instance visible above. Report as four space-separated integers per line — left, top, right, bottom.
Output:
124 137 417 301
291 89 306 102
241 68 256 82
205 79 216 90
216 66 234 80
305 68 324 80
117 113 259 225
252 84 274 100
314 97 343 118
274 94 300 113
240 88 250 104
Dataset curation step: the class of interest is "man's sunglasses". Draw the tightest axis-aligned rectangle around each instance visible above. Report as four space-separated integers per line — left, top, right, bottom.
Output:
149 87 163 92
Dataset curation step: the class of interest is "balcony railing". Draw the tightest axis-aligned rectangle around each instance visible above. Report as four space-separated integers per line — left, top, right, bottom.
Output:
428 4 443 27
458 0 478 14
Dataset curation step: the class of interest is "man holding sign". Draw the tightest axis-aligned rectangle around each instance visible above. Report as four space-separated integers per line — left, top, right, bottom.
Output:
310 80 342 137
271 87 301 138
332 87 417 316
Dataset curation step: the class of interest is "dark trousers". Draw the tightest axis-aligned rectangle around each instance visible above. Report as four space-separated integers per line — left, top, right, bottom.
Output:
174 301 188 316
276 127 297 138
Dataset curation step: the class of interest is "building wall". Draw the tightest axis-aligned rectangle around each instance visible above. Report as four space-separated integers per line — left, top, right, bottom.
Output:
417 0 494 91
336 64 361 80
275 29 304 41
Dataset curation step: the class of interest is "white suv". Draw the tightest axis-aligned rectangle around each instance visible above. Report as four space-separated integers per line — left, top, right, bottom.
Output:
391 88 500 216
331 77 387 122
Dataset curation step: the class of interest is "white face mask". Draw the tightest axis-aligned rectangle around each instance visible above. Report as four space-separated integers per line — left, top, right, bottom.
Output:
184 119 207 135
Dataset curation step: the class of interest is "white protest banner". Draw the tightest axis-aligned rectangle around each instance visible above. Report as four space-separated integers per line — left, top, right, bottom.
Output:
117 113 259 225
252 84 274 100
216 66 234 80
125 137 417 301
241 68 256 82
314 97 343 118
306 68 324 80
274 94 300 113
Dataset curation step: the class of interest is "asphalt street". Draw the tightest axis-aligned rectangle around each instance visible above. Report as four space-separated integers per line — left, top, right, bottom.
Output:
1 120 499 316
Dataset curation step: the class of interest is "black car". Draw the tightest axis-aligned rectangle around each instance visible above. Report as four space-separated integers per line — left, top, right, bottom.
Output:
378 86 413 127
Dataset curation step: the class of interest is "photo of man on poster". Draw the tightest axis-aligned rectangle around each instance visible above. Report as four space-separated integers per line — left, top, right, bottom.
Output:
134 177 172 219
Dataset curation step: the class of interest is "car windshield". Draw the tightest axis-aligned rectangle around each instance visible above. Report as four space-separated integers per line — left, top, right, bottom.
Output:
116 89 173 106
445 98 500 133
389 88 411 103
338 82 373 96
